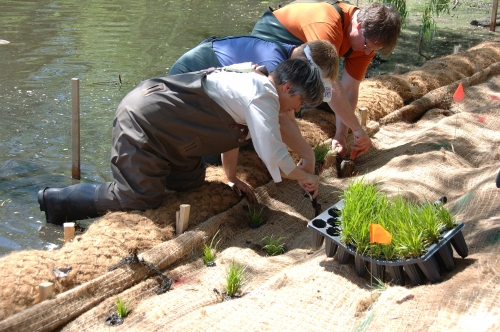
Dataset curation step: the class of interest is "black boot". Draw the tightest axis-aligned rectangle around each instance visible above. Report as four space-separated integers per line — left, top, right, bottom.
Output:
38 182 121 224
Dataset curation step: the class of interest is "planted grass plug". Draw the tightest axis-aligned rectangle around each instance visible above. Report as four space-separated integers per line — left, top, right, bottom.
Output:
105 297 131 326
224 260 247 300
246 204 266 229
203 230 221 267
313 140 331 175
262 235 286 256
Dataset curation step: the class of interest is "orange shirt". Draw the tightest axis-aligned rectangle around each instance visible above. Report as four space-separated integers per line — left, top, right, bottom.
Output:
273 2 373 81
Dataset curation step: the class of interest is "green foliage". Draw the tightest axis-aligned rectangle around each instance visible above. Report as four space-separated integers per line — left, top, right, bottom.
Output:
203 230 221 265
369 275 388 292
435 203 455 230
313 141 331 162
247 205 265 228
262 235 286 256
383 0 451 46
115 297 130 318
340 179 457 260
225 261 247 297
382 0 408 27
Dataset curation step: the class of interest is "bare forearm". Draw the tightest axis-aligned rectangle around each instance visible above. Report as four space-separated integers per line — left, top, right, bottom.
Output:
279 113 315 164
222 148 239 181
328 78 362 132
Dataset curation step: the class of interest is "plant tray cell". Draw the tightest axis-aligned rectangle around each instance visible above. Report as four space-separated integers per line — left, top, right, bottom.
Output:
307 200 469 286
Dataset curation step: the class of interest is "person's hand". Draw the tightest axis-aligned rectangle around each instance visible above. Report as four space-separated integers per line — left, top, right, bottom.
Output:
330 135 347 158
297 173 319 198
351 128 371 157
228 178 257 204
297 158 315 175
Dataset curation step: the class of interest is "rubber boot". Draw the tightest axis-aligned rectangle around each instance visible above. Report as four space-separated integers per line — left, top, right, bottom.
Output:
38 182 121 224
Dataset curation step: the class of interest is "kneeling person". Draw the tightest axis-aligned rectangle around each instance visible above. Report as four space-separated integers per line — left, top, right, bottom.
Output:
38 59 324 224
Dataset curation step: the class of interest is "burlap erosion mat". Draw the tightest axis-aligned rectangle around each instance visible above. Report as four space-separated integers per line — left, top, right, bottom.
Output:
0 41 499 332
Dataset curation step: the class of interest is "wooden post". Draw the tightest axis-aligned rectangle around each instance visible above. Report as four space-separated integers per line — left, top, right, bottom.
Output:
63 222 75 243
39 282 54 301
71 78 80 180
491 0 498 32
358 107 368 127
453 45 461 54
393 64 402 74
410 85 419 95
176 204 190 235
475 61 483 73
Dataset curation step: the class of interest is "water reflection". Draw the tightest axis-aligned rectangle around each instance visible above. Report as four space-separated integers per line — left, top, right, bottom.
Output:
0 0 265 257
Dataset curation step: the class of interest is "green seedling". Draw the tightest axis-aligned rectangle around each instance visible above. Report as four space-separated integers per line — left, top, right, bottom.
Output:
247 205 265 228
340 179 457 260
368 275 387 293
115 297 130 318
203 230 221 266
225 260 247 297
313 140 331 162
262 235 286 256
435 204 455 230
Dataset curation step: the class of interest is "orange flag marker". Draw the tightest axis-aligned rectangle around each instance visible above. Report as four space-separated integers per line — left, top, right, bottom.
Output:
453 82 464 103
370 224 392 244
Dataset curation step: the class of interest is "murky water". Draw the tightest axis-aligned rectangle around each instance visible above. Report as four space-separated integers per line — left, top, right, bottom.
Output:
0 0 267 257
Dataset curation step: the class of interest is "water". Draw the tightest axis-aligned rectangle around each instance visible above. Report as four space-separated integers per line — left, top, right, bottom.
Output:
0 0 266 257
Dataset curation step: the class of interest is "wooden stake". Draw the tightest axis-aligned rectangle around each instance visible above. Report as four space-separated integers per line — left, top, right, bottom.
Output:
490 0 498 32
71 78 80 180
63 222 75 243
175 210 180 233
453 45 461 54
475 61 483 73
358 107 368 127
176 204 190 235
393 64 402 74
39 282 54 301
410 85 419 95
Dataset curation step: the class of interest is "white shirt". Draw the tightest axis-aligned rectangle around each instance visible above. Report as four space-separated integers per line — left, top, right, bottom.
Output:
202 70 296 182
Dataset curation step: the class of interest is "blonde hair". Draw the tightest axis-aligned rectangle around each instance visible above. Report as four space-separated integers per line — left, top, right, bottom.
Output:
296 40 339 81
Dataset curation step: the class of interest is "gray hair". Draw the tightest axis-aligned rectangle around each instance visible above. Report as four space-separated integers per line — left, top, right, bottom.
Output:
270 58 324 107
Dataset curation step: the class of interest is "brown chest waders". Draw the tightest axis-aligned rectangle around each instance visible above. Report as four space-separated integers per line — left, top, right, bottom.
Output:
39 70 250 223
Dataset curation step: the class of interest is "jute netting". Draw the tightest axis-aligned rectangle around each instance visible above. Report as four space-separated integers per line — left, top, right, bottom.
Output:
0 41 499 332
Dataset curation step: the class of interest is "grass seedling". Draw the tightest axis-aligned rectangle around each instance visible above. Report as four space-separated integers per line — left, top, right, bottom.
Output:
262 235 286 256
115 297 130 318
203 230 221 266
419 203 443 243
203 231 221 265
313 140 331 162
340 179 381 248
368 275 387 293
435 204 455 230
340 179 458 260
225 260 247 297
247 205 265 228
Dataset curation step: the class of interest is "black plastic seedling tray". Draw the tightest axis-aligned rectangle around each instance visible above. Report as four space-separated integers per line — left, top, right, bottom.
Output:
307 200 469 286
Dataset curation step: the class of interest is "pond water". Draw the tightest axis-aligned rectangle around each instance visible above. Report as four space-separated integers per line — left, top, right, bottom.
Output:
0 0 495 257
0 0 267 257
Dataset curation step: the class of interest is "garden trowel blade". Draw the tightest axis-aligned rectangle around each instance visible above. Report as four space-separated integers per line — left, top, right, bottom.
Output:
308 192 322 217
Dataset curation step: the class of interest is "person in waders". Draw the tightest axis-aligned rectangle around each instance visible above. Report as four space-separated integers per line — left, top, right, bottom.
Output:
38 59 325 224
169 37 339 170
251 1 402 158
